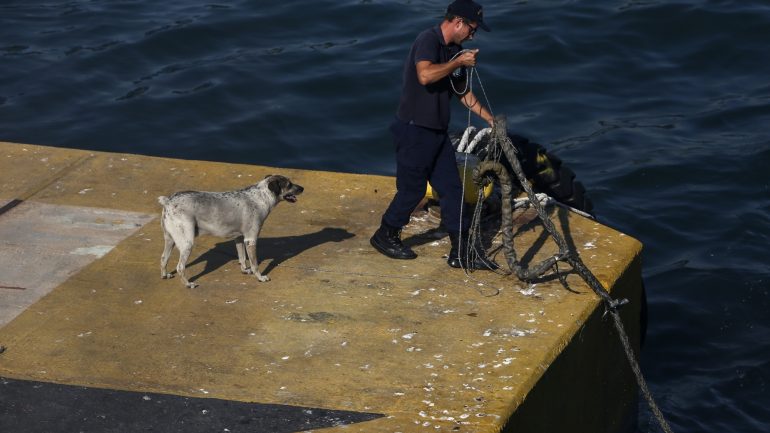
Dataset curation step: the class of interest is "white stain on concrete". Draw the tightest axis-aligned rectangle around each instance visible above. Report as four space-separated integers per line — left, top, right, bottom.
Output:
70 245 114 257
0 200 154 327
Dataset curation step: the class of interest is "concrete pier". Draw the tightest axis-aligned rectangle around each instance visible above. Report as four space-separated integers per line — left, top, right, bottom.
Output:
0 142 643 432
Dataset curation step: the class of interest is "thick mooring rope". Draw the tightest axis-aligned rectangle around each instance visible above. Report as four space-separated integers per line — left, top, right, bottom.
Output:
471 115 674 433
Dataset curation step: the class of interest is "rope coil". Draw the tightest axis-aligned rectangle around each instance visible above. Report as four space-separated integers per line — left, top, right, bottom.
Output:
473 115 674 433
455 62 674 431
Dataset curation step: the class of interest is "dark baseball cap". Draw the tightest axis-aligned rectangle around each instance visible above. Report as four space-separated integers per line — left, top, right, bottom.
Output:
447 0 490 32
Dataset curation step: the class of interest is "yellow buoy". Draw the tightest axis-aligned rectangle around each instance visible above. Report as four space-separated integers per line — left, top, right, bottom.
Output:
425 154 493 204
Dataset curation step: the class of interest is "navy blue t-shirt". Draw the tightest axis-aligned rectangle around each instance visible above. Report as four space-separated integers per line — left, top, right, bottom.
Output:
396 25 463 131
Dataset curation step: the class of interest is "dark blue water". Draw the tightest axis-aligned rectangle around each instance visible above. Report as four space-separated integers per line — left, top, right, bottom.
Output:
2 1 769 432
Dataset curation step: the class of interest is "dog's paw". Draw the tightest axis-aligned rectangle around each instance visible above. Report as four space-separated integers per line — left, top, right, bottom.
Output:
186 282 198 289
257 274 270 282
241 268 254 275
161 273 173 279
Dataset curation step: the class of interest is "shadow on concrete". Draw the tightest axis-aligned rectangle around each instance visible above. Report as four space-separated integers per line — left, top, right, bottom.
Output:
509 206 579 285
0 376 384 433
403 226 448 249
186 227 355 283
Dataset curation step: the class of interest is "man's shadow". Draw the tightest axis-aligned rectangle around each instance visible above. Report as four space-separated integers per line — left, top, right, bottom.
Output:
503 206 580 284
401 202 580 284
185 227 355 283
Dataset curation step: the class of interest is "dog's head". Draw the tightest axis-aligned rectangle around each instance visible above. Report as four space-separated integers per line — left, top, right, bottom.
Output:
265 175 304 203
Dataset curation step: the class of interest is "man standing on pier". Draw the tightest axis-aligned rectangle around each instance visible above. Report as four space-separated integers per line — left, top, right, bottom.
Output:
371 0 497 270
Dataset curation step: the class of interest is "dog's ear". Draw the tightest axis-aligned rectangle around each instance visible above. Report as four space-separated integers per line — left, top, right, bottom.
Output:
267 177 282 197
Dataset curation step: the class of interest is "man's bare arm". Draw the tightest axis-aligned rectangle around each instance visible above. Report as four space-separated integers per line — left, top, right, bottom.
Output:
415 49 478 85
461 90 494 126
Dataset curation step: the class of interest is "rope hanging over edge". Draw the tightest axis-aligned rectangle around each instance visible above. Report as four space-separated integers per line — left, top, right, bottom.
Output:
470 114 674 433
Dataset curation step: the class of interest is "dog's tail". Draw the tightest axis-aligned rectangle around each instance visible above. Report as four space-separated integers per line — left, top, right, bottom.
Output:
158 196 170 207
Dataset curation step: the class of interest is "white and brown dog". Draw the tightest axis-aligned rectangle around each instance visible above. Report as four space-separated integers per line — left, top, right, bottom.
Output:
158 175 303 288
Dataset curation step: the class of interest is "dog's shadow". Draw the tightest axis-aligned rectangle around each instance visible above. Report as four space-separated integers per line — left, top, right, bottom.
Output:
185 227 355 283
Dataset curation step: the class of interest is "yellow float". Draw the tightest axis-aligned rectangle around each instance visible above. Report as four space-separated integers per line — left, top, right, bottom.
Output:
425 155 494 204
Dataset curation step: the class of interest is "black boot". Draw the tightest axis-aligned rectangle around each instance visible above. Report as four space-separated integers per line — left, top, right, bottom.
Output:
370 223 417 260
447 231 499 270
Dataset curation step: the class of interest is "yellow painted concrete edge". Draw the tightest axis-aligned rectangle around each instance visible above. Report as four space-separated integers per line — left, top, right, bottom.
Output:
0 141 644 433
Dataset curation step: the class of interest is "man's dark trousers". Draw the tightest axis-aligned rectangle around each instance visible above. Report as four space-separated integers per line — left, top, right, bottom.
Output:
382 118 470 233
